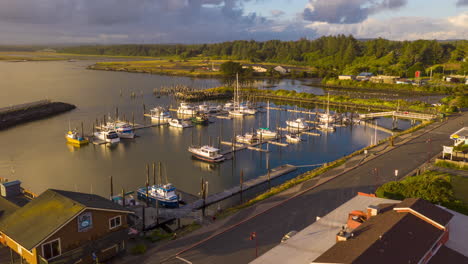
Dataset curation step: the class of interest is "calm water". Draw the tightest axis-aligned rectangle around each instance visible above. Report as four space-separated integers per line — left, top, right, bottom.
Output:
0 60 416 198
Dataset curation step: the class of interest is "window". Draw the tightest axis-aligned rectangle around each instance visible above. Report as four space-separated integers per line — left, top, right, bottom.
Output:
109 216 122 230
42 238 61 260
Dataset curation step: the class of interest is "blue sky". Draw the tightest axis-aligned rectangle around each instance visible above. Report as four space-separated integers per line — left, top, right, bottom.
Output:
0 0 467 44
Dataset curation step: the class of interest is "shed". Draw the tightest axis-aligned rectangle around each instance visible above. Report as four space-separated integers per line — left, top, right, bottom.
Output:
0 180 21 198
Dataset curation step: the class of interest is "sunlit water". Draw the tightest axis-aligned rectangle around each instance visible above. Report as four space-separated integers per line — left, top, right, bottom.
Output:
0 61 418 198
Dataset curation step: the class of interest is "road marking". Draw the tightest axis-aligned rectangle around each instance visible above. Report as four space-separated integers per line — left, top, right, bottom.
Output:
176 256 193 264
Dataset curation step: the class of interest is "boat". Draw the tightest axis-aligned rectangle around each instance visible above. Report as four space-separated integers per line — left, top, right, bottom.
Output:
111 192 140 206
209 105 223 113
223 102 235 111
137 184 179 208
177 102 198 115
191 114 209 125
318 122 336 132
285 134 301 142
94 130 120 144
169 118 192 128
286 118 309 130
236 132 259 144
239 104 257 115
188 145 225 163
198 103 210 114
229 74 246 117
106 121 135 139
319 93 336 124
257 101 277 139
150 107 171 122
65 130 89 145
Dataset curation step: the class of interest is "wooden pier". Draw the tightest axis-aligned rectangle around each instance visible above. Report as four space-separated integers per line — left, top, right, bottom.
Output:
359 111 436 121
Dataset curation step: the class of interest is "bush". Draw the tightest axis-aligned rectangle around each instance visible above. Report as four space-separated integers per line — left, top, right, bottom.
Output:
130 244 147 255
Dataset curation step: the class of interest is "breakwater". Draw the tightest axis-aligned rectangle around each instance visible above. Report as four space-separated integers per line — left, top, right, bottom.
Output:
0 100 76 130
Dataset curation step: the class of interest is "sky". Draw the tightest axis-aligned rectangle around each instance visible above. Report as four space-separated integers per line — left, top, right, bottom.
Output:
0 0 467 45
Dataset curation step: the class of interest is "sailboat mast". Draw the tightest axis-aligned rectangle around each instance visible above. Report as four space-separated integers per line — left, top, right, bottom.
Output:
236 73 239 111
267 101 270 129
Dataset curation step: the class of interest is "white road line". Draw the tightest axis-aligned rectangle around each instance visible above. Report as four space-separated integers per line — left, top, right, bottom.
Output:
176 256 193 264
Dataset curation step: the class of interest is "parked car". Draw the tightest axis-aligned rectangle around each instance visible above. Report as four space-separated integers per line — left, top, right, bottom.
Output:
281 230 298 243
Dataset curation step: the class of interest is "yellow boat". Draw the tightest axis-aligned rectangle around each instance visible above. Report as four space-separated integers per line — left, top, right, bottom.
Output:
65 130 89 145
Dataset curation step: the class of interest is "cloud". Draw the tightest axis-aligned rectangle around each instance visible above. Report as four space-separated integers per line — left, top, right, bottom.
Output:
304 12 468 40
303 0 407 24
456 0 468 6
271 10 285 17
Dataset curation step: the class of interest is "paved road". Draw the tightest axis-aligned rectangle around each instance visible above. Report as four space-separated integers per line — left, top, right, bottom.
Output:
117 112 467 264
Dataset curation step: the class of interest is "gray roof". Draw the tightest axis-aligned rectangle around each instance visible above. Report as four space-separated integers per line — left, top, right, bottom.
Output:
394 198 453 227
0 189 132 250
0 196 19 220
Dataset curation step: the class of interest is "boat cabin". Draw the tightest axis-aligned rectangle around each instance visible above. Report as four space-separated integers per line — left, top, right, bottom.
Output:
106 131 119 139
200 146 221 157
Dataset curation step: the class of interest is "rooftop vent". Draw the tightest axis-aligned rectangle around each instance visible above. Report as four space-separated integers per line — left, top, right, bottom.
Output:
367 205 380 218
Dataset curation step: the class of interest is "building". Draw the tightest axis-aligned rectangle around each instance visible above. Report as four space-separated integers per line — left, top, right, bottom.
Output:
338 75 355 80
356 72 374 81
450 127 468 146
370 75 400 84
0 189 133 264
252 66 267 73
274 66 289 74
252 194 468 264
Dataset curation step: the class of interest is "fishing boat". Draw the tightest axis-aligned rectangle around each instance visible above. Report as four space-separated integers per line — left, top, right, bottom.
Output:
169 118 192 128
191 114 209 125
94 130 120 144
285 134 301 142
188 145 225 163
177 102 198 115
150 107 171 122
236 132 259 144
65 130 89 145
286 118 309 130
137 184 179 208
257 101 277 138
106 121 135 139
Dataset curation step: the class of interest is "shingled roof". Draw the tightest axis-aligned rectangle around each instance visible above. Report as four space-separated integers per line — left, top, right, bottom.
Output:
393 198 453 228
0 189 132 250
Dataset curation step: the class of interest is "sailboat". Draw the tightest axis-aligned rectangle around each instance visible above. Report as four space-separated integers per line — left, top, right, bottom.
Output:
257 101 277 139
229 73 246 117
318 93 335 132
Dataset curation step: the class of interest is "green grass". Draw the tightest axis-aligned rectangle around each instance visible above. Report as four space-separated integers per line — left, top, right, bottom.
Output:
435 160 468 171
452 176 468 205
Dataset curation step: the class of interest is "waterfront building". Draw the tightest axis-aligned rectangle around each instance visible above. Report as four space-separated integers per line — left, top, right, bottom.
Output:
252 194 468 264
0 189 133 264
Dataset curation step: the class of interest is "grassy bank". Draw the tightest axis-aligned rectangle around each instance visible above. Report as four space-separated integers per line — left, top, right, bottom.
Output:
376 171 468 215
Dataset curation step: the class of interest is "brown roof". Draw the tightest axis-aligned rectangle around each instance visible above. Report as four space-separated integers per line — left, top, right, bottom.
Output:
314 210 444 264
428 246 468 264
394 198 453 227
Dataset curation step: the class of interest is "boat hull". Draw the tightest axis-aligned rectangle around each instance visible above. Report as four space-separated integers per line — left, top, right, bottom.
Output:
136 190 179 208
191 153 225 163
66 137 89 145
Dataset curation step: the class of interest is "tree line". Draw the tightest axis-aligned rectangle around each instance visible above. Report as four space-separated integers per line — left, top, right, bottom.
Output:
59 35 468 78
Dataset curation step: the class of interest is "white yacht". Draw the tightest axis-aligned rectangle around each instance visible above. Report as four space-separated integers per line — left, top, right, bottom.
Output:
285 134 301 142
224 102 235 111
94 130 120 144
150 107 171 122
286 118 309 130
177 103 198 115
239 104 257 115
188 145 225 163
103 121 135 139
169 118 192 128
236 132 259 144
198 103 210 114
318 122 335 132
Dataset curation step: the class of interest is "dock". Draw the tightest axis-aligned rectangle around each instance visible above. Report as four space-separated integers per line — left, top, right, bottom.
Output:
359 111 436 121
247 146 270 153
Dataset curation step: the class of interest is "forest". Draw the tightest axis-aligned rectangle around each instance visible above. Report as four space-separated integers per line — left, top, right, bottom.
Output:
60 35 468 78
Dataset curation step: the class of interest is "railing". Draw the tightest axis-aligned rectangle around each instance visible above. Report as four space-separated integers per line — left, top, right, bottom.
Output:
359 111 437 120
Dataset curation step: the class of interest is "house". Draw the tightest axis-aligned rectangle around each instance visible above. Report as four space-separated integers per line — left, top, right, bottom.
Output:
252 66 267 73
274 66 289 74
338 75 355 80
0 189 133 264
252 194 468 264
356 72 374 81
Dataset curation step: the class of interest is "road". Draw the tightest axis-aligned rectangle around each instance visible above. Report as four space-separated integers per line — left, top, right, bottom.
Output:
117 112 467 264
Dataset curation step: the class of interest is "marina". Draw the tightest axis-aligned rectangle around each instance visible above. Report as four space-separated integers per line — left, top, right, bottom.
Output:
0 60 421 204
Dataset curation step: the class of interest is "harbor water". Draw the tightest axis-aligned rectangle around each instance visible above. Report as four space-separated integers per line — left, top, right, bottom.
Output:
0 60 418 198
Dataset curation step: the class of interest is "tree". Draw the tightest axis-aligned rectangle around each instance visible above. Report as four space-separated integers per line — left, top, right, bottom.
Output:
219 61 243 77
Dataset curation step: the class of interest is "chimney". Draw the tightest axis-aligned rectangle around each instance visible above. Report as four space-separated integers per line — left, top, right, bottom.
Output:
367 205 380 219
